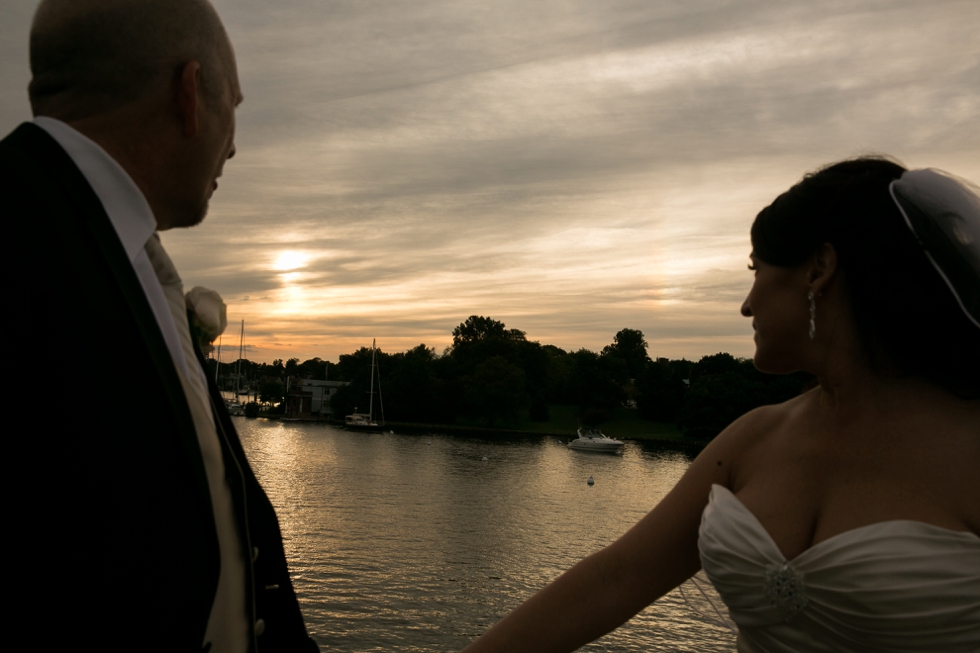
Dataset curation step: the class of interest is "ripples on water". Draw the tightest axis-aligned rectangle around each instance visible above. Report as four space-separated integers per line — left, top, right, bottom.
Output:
237 420 736 652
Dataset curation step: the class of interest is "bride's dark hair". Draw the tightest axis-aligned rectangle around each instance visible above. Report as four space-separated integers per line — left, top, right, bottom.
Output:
751 157 979 398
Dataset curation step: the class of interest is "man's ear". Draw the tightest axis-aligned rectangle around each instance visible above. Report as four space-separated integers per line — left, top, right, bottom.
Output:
807 242 838 296
176 61 202 138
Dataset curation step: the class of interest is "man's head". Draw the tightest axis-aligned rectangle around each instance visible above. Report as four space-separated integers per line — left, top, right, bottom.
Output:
29 0 243 230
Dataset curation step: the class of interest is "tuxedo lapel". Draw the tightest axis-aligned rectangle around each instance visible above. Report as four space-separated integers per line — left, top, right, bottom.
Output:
7 122 214 520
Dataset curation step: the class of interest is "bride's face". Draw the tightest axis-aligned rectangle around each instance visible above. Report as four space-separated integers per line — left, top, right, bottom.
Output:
741 254 811 373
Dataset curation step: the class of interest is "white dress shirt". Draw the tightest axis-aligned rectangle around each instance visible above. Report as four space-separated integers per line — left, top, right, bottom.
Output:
34 117 248 652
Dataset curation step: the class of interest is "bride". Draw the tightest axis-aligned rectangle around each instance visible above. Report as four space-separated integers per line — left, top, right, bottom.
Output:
460 158 980 653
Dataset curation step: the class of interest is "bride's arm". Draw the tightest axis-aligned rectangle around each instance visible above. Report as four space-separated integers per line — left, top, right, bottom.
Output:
460 417 755 653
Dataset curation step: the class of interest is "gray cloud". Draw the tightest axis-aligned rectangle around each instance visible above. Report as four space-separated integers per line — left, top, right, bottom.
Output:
3 0 978 361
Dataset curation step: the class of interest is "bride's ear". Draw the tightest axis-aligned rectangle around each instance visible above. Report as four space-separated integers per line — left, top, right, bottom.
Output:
807 242 838 296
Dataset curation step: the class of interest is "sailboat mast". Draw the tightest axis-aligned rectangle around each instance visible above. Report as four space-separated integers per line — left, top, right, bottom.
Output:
368 338 376 419
215 334 222 384
236 319 244 400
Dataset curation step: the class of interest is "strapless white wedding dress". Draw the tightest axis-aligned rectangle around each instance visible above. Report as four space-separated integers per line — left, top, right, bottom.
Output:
699 484 980 652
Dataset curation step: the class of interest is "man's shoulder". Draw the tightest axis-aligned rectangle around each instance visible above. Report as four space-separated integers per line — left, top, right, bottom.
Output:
1 121 53 161
1 121 97 192
2 121 118 297
2 122 105 231
1 122 72 194
1 121 39 145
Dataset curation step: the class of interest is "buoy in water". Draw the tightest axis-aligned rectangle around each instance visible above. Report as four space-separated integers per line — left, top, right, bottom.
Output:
482 455 488 462
587 476 595 485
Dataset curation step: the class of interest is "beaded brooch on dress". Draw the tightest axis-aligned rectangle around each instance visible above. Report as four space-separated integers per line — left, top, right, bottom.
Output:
763 562 808 621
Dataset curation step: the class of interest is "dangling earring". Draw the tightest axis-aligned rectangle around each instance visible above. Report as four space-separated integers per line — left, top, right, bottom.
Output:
808 291 816 340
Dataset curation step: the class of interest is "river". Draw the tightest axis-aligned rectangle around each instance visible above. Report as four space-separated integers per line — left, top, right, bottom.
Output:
236 418 736 652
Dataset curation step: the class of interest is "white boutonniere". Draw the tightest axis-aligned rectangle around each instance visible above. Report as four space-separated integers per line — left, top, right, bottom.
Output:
185 286 228 354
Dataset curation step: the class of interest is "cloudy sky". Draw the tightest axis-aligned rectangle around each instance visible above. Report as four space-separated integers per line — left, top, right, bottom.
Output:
3 0 978 363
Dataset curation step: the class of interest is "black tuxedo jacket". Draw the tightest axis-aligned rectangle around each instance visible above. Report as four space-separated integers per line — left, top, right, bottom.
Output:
3 123 318 652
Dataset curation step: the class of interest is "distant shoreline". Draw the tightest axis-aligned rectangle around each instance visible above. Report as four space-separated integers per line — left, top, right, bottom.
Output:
255 405 706 447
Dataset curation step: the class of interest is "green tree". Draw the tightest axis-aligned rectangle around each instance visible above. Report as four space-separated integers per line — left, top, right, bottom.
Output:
296 357 326 379
565 349 627 411
602 328 650 381
383 344 453 423
462 356 527 427
636 359 690 421
330 346 393 418
677 371 754 436
675 353 810 438
690 352 741 380
452 315 506 345
258 378 285 405
541 345 574 404
452 315 526 346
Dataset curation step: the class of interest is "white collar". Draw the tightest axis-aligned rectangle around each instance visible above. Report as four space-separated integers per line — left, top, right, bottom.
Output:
33 116 157 261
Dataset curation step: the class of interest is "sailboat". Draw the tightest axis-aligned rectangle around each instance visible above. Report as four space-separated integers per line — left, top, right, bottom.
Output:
225 320 246 416
344 339 384 432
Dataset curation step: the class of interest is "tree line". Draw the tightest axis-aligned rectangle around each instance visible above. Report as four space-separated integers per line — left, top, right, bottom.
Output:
207 315 811 437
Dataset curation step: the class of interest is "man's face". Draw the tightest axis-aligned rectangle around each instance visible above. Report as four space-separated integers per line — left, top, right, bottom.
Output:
209 55 242 198
169 46 242 230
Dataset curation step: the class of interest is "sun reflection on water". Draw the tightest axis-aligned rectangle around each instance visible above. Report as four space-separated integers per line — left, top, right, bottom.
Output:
237 421 736 652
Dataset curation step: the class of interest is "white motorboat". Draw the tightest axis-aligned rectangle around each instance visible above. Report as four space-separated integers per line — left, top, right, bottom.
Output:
567 428 624 453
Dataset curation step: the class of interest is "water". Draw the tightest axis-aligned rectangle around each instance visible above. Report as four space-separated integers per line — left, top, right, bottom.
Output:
237 419 736 652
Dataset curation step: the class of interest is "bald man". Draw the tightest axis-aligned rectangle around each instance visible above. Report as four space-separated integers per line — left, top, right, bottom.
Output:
2 1 318 651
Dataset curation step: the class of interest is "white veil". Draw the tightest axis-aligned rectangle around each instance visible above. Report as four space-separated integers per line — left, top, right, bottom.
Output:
889 169 980 329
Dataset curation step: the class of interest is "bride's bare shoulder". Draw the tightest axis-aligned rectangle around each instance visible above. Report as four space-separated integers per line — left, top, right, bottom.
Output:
710 389 813 453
